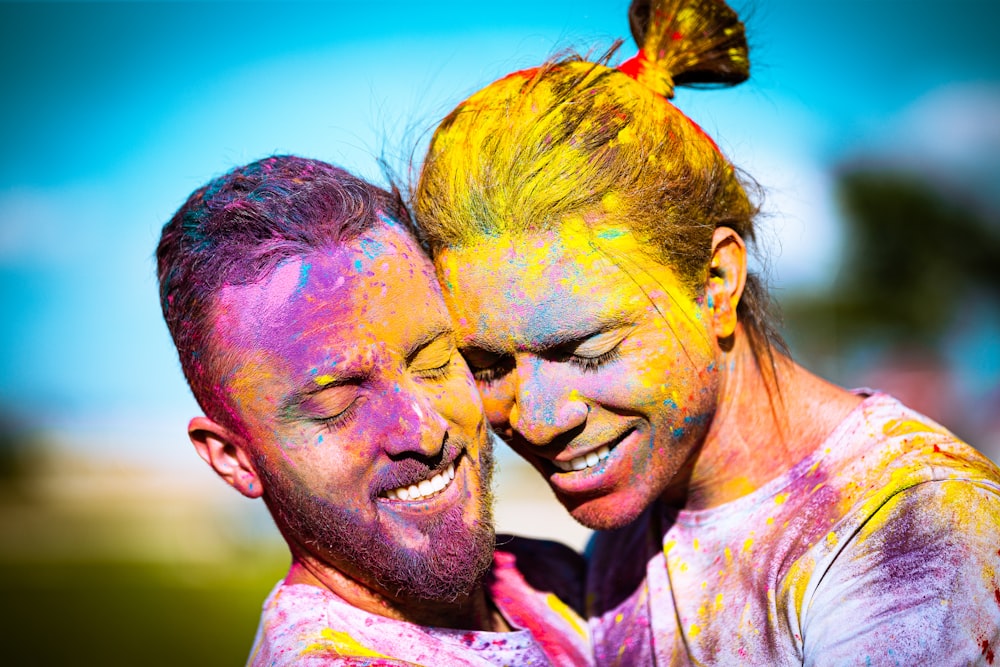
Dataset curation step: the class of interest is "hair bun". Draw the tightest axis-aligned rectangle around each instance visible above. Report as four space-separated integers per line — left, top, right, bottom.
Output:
622 0 749 98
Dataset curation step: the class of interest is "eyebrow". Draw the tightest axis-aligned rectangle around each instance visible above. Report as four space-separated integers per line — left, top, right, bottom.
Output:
470 312 636 354
540 313 636 348
279 324 454 416
405 323 453 362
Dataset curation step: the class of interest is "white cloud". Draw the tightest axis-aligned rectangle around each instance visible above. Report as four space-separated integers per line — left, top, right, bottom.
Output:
674 89 845 293
752 156 842 292
893 83 1000 165
851 82 1000 210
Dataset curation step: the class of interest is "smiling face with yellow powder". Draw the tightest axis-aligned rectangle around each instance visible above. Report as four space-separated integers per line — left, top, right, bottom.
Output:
438 216 746 529
417 1 1000 663
415 48 776 527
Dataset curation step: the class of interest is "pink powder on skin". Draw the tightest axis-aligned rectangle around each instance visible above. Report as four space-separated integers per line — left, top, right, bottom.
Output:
211 223 494 603
436 221 720 530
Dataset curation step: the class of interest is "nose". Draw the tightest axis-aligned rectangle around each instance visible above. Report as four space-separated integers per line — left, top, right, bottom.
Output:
381 385 449 459
509 356 588 447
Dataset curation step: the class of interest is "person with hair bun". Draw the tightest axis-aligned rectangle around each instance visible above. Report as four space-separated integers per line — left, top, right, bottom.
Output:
415 0 1000 663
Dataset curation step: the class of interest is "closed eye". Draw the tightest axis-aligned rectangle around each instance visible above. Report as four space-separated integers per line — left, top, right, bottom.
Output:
300 385 364 430
547 327 632 373
462 348 515 385
319 398 362 429
409 334 456 381
568 346 621 372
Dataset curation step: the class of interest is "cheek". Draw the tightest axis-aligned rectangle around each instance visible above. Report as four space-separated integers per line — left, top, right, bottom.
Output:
272 440 355 494
340 390 428 453
567 356 665 411
434 374 486 426
629 333 712 400
477 379 514 428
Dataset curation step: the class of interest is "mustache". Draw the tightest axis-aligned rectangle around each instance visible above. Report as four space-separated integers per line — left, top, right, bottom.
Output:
370 437 470 495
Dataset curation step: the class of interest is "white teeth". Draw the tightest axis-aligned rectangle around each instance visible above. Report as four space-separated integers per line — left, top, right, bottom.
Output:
384 461 458 501
555 444 612 473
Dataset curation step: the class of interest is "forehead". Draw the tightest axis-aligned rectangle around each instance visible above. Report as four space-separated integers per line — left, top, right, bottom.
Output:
436 221 688 348
212 224 447 369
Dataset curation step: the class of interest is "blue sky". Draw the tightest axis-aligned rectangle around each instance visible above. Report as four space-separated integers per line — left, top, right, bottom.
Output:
1 1 998 464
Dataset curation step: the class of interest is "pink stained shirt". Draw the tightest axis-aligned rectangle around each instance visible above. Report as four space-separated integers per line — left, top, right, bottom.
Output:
248 537 593 666
587 392 1000 665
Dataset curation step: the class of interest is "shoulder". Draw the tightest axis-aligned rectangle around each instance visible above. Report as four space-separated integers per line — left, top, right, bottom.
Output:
802 392 1000 567
246 583 423 667
825 392 1000 500
785 395 1000 661
801 469 1000 663
842 392 1000 553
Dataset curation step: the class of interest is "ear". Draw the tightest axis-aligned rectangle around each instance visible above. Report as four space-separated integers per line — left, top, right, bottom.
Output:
188 416 264 499
706 227 747 340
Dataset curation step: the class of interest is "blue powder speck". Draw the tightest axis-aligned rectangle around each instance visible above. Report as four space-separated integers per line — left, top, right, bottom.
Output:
297 261 311 290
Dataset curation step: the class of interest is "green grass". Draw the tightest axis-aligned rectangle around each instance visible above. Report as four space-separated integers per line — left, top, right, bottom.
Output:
0 557 288 666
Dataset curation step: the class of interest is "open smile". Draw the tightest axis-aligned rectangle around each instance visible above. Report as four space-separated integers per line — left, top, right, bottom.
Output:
380 452 463 502
550 428 636 476
553 444 611 471
383 463 456 501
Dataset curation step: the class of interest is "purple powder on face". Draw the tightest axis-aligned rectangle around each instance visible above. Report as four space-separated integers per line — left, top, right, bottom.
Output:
157 155 408 434
260 434 496 603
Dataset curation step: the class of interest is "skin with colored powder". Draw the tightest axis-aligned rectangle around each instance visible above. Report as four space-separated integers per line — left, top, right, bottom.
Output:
439 218 722 529
209 225 495 607
157 156 593 666
415 0 1000 663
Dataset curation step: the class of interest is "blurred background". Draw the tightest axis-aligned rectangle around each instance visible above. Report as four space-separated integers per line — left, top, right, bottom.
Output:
1 0 998 664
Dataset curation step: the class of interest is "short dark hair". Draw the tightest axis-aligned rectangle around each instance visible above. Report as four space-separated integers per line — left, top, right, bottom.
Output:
156 155 405 433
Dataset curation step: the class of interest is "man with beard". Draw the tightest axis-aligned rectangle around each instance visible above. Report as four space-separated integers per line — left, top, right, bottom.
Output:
156 155 591 666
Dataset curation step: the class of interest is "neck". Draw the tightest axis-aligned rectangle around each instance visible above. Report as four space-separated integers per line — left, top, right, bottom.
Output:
676 326 863 511
283 553 508 632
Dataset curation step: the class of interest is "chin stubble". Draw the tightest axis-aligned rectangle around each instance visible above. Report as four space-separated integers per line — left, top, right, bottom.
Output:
259 436 496 604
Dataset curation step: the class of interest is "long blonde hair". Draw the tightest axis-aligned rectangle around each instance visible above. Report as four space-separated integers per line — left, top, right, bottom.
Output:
415 0 784 362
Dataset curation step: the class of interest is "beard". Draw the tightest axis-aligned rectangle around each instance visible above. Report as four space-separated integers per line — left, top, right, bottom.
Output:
259 439 496 604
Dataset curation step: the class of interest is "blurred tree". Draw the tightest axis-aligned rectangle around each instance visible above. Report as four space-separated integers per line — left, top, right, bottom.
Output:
0 412 40 493
782 168 1000 359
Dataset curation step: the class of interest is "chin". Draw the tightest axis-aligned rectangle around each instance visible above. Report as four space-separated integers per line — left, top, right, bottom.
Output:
559 491 652 531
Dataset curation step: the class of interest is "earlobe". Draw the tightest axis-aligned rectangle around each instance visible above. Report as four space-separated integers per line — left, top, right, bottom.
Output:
707 227 747 340
188 416 264 499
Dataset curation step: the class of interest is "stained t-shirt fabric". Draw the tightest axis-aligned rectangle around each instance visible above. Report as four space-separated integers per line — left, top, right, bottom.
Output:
248 536 593 666
587 392 1000 666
